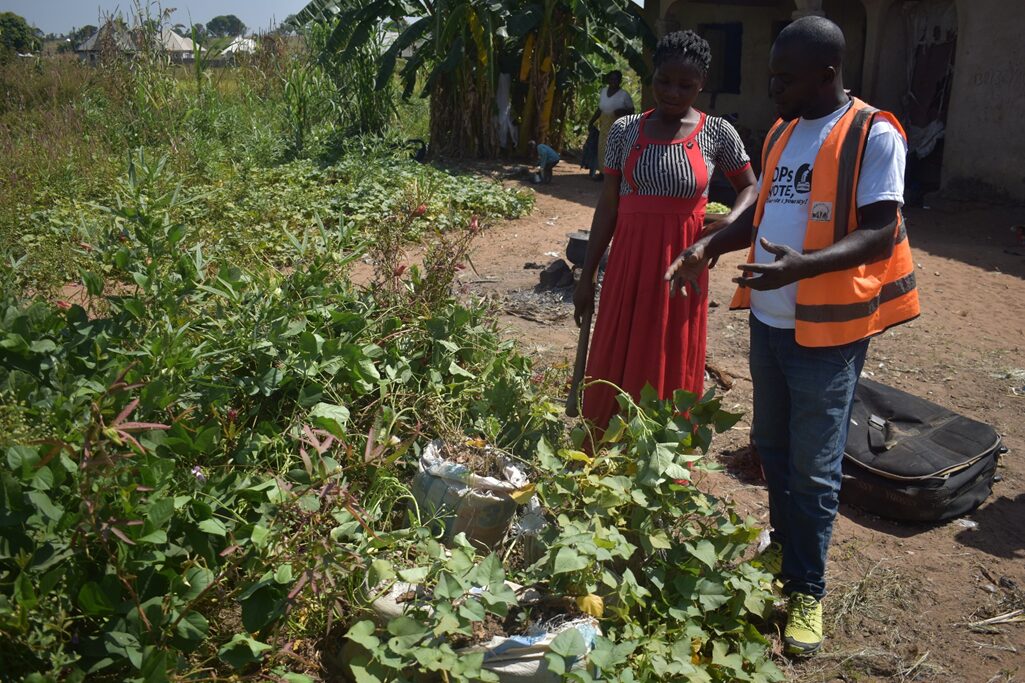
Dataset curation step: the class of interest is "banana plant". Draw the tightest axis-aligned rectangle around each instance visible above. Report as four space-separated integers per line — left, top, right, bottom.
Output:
292 0 655 157
508 0 655 152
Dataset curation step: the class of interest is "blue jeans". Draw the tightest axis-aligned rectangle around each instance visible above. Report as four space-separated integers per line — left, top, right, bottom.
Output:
749 314 868 599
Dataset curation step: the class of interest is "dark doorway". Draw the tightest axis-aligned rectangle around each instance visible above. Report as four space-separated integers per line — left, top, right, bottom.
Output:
899 1 959 204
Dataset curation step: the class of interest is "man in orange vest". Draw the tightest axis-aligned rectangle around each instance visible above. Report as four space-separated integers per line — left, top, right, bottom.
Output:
666 16 919 655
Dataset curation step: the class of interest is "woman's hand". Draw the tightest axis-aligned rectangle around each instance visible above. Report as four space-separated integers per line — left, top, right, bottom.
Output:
697 219 729 269
665 242 709 298
573 278 596 327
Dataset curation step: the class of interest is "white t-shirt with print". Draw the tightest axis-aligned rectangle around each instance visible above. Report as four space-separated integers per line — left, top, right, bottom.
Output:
750 101 907 329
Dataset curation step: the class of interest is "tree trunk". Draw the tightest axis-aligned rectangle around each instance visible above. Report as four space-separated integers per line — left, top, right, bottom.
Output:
429 66 497 158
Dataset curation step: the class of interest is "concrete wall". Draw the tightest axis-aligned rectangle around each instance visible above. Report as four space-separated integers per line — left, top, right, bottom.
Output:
649 0 866 143
655 0 792 134
823 0 867 96
645 0 1025 200
860 0 1025 200
941 0 1025 200
862 0 907 113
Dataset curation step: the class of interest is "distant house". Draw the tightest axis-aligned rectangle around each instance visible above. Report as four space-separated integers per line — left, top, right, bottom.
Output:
75 22 136 62
155 28 199 62
638 0 1025 201
76 22 200 64
222 36 257 56
210 36 258 65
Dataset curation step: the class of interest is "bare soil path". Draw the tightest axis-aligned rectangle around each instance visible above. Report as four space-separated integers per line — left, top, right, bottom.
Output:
465 162 1025 682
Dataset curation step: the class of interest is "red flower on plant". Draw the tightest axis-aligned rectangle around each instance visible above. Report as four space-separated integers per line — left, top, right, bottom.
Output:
393 263 408 277
469 216 480 234
55 300 72 310
413 204 428 218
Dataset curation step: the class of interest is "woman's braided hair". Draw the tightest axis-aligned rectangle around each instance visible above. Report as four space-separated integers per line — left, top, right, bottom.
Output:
653 30 712 76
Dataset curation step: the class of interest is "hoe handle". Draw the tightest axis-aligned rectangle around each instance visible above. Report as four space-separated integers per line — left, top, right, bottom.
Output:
566 304 593 418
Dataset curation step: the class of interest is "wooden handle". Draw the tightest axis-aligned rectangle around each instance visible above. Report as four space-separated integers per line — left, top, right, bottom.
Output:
565 305 593 418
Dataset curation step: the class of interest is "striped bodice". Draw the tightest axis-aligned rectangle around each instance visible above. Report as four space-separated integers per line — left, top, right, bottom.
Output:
605 112 751 199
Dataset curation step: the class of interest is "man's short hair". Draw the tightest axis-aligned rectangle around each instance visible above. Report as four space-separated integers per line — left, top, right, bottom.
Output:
776 16 846 68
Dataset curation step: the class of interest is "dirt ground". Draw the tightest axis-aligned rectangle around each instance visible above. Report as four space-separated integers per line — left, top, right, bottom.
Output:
465 162 1025 682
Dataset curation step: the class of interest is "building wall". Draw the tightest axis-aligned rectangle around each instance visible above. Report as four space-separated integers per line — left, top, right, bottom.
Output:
941 0 1025 200
861 0 1025 200
655 0 792 135
822 0 867 96
650 1 866 148
647 0 1025 200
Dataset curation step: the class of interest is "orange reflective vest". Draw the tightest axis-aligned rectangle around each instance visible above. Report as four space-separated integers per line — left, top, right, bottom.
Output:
730 98 920 347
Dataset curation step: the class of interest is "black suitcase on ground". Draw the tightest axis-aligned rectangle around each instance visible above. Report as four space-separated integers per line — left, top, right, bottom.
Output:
840 379 1005 522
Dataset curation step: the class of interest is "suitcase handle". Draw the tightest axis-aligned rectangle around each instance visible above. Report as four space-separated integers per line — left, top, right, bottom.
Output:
868 414 890 452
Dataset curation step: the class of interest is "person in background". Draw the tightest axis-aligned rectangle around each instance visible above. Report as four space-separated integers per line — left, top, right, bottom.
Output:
664 16 919 656
573 30 757 433
528 140 560 184
580 125 600 178
588 70 635 180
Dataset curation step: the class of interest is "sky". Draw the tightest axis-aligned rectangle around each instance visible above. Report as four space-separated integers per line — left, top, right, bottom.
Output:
3 1 311 35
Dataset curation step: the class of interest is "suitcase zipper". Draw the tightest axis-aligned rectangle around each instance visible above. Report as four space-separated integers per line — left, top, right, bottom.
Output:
844 434 1003 482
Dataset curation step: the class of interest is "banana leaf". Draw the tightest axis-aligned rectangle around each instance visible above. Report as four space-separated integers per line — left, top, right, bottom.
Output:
421 35 465 96
507 5 543 37
376 16 432 89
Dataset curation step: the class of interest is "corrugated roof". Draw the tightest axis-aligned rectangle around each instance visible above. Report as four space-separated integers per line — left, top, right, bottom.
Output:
222 36 256 54
76 23 136 52
77 23 198 54
158 28 197 53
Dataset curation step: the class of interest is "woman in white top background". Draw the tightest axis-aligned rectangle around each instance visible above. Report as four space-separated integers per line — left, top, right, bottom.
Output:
588 71 635 180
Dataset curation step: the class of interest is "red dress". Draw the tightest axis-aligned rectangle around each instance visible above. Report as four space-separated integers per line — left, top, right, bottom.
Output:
582 110 751 430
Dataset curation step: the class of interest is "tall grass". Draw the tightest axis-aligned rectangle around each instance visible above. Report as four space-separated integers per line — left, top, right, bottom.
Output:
307 21 395 138
0 31 308 294
0 19 534 298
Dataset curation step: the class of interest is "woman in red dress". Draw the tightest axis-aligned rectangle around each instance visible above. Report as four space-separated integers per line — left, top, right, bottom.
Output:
573 30 758 431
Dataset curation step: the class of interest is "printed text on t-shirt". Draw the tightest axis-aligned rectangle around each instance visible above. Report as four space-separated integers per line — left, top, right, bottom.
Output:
767 164 813 206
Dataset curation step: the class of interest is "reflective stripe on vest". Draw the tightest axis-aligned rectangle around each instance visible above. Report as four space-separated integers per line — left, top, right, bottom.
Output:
730 98 921 347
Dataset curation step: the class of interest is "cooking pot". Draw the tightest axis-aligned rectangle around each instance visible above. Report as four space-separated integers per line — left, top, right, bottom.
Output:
566 231 590 268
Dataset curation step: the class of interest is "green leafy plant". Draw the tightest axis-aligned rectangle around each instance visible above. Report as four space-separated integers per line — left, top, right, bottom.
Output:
521 385 784 682
282 59 337 157
0 149 552 680
345 533 519 682
0 24 785 681
293 0 656 156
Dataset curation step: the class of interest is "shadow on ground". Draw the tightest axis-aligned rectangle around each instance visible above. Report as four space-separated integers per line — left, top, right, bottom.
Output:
902 205 1025 280
718 445 767 487
954 492 1025 560
513 168 604 220
838 503 944 539
437 156 604 215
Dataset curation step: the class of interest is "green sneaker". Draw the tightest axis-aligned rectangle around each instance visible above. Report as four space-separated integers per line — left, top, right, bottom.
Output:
755 541 783 577
784 593 823 655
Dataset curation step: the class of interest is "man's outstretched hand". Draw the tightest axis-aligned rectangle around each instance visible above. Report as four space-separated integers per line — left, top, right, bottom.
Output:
734 238 809 291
